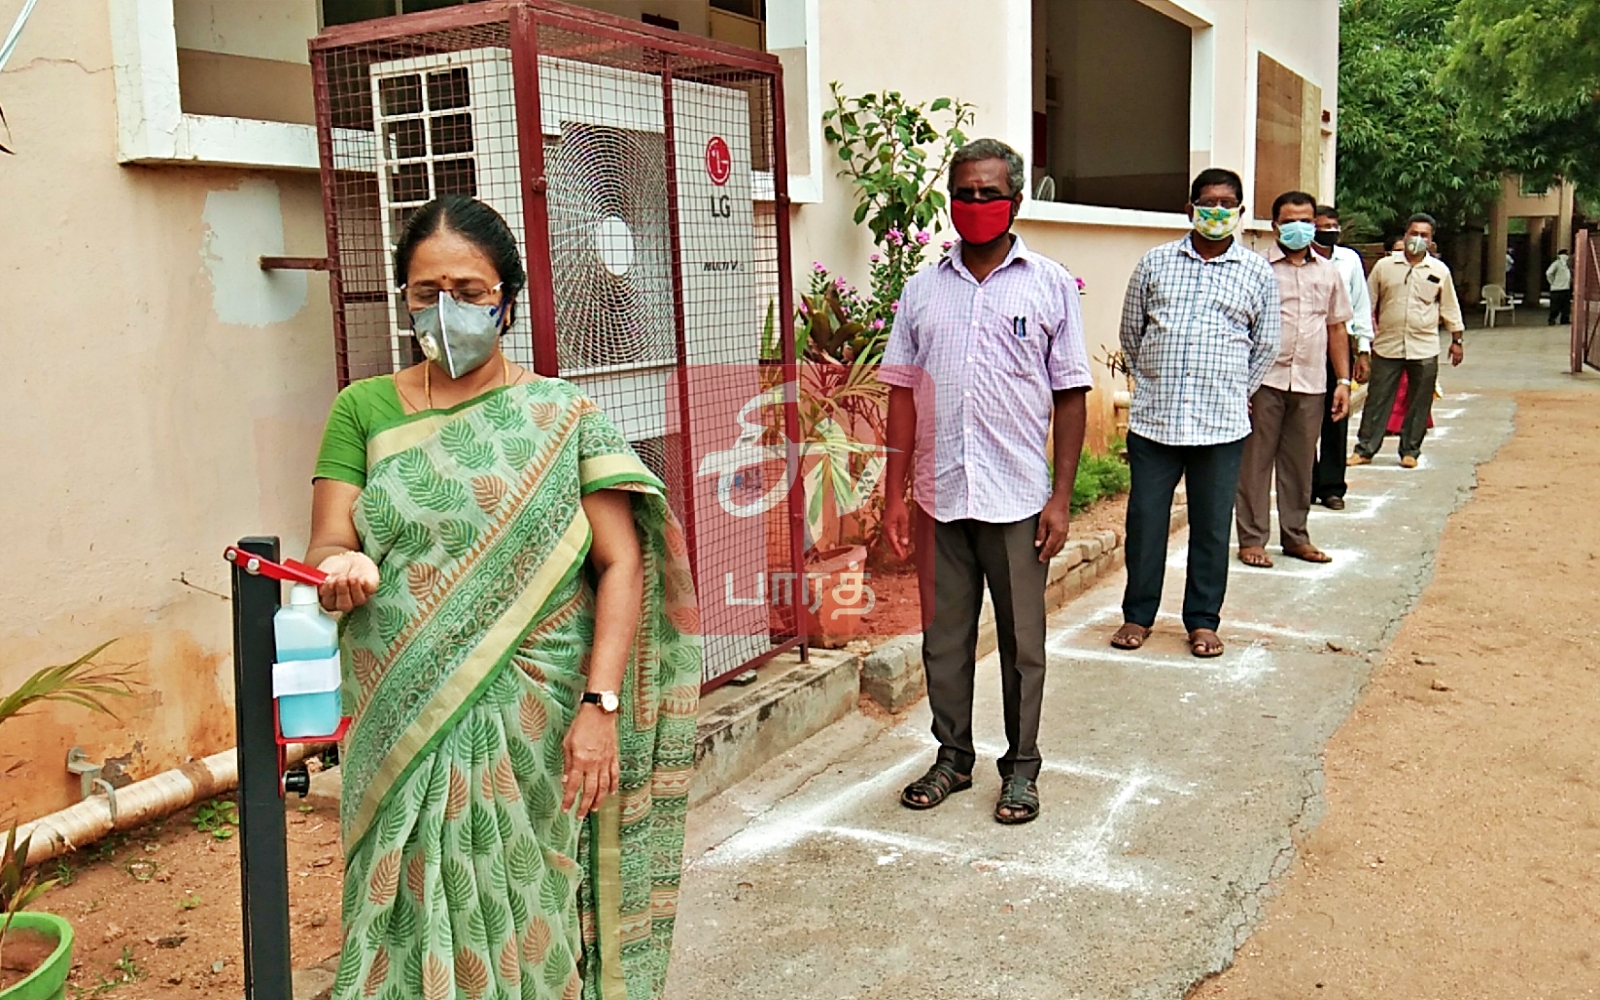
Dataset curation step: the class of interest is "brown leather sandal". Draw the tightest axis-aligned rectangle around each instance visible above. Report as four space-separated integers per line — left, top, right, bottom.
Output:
1110 623 1151 650
900 762 972 810
1188 629 1225 658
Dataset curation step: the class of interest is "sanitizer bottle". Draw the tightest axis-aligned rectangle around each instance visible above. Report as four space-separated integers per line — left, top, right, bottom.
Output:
272 584 342 739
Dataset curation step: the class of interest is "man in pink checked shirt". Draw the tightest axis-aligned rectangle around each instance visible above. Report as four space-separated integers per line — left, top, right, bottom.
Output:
880 138 1093 826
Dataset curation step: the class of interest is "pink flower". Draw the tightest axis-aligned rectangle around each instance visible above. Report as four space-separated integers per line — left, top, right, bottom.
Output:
871 318 885 330
887 227 904 246
870 253 881 263
835 276 848 290
890 301 900 313
799 298 810 315
915 230 931 245
1076 277 1086 290
941 240 954 251
813 261 827 273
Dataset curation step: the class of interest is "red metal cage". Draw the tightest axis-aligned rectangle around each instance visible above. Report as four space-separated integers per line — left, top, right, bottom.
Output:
309 0 806 690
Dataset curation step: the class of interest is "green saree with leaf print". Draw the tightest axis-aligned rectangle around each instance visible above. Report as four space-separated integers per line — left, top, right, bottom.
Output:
328 378 701 1000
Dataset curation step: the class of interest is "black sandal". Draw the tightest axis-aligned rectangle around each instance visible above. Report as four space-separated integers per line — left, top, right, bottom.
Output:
994 775 1040 825
900 762 973 810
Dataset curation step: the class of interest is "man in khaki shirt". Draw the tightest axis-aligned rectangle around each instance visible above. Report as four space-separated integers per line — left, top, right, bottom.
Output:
1350 212 1464 468
1236 191 1353 568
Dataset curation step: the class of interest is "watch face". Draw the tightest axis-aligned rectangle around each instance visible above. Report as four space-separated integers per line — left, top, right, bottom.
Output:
600 691 620 713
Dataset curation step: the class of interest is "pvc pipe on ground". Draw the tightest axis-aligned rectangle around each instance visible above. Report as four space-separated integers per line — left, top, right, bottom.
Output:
17 744 313 867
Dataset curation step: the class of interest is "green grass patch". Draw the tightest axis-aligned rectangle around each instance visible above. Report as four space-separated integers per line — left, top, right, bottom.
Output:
1069 443 1131 514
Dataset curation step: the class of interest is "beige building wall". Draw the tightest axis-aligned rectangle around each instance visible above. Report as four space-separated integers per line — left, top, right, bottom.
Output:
795 0 1340 448
0 0 336 822
0 0 1338 824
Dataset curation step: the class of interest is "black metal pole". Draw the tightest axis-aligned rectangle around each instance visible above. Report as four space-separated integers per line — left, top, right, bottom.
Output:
229 536 294 1000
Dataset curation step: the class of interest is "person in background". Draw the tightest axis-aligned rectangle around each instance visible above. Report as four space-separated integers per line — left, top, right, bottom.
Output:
1309 205 1374 511
306 195 699 1000
1235 191 1353 568
1350 212 1465 469
1548 247 1573 325
882 138 1092 825
1111 167 1280 658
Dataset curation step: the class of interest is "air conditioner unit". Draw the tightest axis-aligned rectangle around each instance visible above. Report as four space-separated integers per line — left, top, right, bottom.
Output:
369 47 772 675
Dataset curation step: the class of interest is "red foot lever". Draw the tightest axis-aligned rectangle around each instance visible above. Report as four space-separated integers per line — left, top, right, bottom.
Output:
223 546 327 586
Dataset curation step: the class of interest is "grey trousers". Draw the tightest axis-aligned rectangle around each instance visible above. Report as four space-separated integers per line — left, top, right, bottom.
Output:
1237 385 1325 550
915 508 1048 781
1355 353 1439 460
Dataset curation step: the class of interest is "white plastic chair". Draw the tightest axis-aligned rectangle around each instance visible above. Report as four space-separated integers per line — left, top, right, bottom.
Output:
1482 284 1515 327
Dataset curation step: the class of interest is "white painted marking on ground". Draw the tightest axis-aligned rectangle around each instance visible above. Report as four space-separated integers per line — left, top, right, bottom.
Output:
1432 407 1466 420
1047 609 1339 649
1353 454 1433 471
1168 546 1363 579
1308 492 1394 521
1045 639 1276 683
692 751 929 868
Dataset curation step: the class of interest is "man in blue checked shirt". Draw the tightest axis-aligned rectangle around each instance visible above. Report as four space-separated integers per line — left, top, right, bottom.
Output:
881 138 1093 825
1111 168 1281 658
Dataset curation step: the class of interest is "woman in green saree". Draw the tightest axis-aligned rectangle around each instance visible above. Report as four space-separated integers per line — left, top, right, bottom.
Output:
306 195 700 1000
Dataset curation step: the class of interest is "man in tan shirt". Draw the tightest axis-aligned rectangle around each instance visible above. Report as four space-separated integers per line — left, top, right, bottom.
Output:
1236 191 1353 568
1350 212 1465 468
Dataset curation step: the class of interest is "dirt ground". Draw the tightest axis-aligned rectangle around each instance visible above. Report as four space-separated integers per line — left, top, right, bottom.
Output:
1190 392 1600 1000
28 494 1131 998
34 794 343 999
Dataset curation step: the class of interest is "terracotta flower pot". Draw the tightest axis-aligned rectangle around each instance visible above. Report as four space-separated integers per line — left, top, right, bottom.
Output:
803 544 870 648
1 912 74 1000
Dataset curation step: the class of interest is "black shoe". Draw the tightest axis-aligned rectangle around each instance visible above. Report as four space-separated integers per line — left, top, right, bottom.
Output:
1319 496 1346 511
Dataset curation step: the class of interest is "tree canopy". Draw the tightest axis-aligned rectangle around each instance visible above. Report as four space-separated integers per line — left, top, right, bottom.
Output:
1336 0 1501 237
1443 0 1600 109
1336 0 1600 237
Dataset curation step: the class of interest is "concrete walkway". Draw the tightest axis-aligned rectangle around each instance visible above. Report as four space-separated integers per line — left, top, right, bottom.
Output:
662 322 1585 1000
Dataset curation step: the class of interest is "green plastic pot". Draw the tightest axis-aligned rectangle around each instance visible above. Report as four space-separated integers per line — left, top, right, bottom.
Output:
0 913 73 1000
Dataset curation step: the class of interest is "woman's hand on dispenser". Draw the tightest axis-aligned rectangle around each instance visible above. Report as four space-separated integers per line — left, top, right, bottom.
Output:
317 551 380 612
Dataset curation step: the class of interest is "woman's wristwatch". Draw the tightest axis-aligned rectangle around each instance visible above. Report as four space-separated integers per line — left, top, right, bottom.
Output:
582 690 620 713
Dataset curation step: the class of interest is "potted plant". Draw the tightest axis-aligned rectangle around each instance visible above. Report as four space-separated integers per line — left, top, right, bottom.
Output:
0 642 133 999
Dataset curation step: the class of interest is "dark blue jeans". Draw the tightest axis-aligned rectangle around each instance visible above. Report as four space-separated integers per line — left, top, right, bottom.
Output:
1122 432 1247 633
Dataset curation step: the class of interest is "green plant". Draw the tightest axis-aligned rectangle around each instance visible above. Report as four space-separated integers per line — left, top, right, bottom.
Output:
0 641 134 973
177 894 202 912
192 799 238 840
0 828 59 973
71 945 146 998
1069 447 1133 515
50 859 77 889
0 641 134 727
822 84 974 245
812 85 975 356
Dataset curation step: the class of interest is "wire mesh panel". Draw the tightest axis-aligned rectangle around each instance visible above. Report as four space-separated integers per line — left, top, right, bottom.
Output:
312 0 801 690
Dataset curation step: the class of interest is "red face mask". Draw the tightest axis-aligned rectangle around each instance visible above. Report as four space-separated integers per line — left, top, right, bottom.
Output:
950 198 1013 246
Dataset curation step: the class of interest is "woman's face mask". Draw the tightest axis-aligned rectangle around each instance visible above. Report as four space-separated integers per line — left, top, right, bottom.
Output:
409 284 506 379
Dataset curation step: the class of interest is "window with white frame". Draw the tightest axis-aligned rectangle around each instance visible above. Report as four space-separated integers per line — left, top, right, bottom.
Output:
112 0 818 200
1031 0 1193 214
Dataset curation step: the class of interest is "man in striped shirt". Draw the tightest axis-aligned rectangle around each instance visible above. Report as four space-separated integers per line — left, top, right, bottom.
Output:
1112 168 1281 658
882 138 1093 825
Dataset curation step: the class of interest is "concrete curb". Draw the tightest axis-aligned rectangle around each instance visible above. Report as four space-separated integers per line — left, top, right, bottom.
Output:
690 648 858 805
861 503 1189 714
